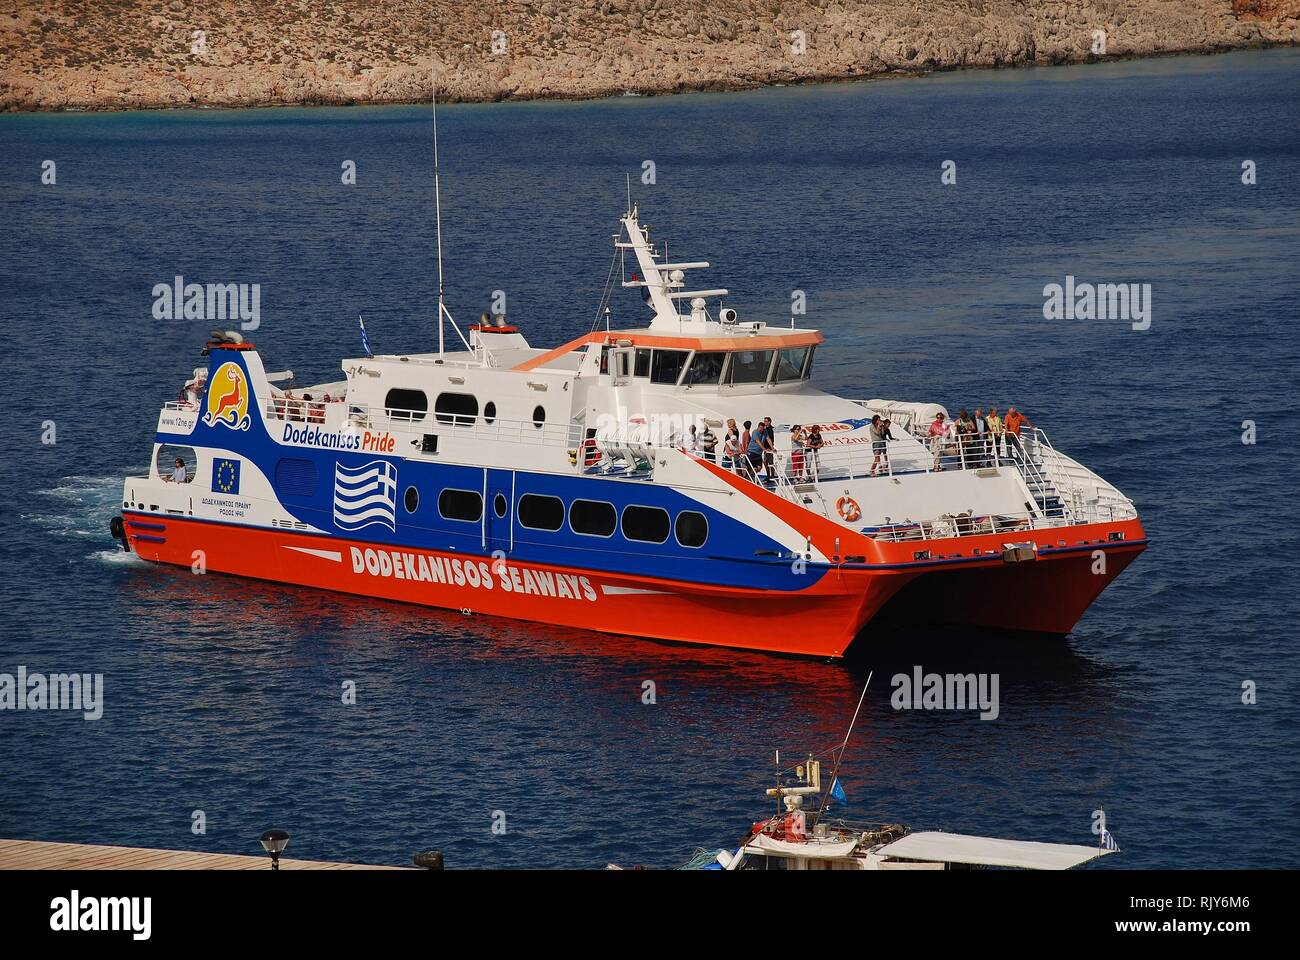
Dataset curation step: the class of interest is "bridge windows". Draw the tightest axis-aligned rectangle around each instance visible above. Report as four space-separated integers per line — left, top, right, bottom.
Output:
683 351 726 386
518 493 564 531
438 488 482 523
775 346 812 383
385 388 428 422
435 392 478 426
727 349 774 385
569 499 617 538
621 505 671 544
675 511 708 548
634 348 651 377
649 349 688 385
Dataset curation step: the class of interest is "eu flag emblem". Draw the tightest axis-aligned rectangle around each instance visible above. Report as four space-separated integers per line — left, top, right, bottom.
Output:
212 458 241 495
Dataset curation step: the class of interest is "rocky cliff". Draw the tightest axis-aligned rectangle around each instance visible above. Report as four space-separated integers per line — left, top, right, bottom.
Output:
2 1 1297 111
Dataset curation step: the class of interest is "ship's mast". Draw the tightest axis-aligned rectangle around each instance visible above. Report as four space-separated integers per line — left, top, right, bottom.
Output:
429 73 471 357
433 72 446 359
617 207 724 331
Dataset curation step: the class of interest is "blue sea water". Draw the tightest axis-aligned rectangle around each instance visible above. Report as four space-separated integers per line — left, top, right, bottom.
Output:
1 50 1297 869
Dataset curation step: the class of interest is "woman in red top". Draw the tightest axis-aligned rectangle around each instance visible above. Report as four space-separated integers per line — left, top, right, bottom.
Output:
928 412 948 471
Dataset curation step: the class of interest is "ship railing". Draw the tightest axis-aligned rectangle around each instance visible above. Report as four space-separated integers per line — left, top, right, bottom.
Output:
263 398 586 451
857 506 1074 545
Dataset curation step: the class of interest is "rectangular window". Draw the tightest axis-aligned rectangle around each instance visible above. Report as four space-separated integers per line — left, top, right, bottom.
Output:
727 350 774 385
683 351 726 386
634 349 651 377
775 346 810 382
649 350 688 385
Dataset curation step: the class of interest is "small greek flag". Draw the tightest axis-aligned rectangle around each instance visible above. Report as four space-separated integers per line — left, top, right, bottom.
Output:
829 777 847 806
1100 828 1119 852
359 315 373 358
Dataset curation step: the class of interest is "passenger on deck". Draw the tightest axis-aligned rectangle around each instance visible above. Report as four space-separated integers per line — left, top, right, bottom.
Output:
743 420 761 477
928 412 948 471
723 423 741 473
1004 405 1031 457
805 424 824 477
789 424 806 480
746 420 764 480
760 417 777 481
956 409 977 467
686 424 699 454
986 407 1003 461
700 423 717 463
973 407 990 466
166 457 187 484
868 415 888 476
305 393 325 424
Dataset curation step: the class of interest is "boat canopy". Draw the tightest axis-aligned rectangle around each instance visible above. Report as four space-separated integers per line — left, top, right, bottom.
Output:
742 834 861 860
876 831 1115 870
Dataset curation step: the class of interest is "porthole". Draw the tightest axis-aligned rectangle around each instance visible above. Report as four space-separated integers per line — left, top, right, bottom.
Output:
569 499 616 538
438 488 483 523
675 511 708 548
404 486 420 513
434 392 478 427
484 401 497 424
621 505 671 544
532 405 545 429
494 493 507 518
519 493 564 531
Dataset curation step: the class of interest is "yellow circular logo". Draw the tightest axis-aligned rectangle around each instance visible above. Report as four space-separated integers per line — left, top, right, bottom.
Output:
203 361 251 431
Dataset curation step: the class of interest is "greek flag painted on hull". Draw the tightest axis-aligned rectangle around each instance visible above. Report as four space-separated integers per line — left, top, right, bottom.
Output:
333 460 398 531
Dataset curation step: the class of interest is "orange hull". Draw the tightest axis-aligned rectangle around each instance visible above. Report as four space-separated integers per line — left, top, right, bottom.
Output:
123 513 1145 657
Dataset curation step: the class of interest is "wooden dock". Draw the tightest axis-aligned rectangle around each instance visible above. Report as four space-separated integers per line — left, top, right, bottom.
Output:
0 838 407 870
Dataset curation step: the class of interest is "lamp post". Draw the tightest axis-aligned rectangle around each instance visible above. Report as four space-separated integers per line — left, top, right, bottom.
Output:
259 828 290 871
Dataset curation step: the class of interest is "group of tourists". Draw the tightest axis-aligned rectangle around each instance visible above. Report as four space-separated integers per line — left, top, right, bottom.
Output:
683 417 825 485
926 405 1032 471
274 390 333 423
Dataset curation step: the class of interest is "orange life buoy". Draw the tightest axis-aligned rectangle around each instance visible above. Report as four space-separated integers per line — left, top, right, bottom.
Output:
836 496 862 523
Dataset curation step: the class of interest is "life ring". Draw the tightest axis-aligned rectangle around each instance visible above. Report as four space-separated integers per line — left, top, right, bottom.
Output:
836 496 862 523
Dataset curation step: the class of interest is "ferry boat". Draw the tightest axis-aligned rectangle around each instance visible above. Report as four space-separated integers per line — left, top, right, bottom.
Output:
110 202 1145 658
670 753 1119 871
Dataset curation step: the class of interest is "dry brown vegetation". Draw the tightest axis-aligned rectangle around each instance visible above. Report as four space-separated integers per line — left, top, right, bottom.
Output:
1 0 1296 111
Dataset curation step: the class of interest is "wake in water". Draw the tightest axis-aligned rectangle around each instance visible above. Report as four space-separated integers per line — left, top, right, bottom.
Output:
24 472 147 557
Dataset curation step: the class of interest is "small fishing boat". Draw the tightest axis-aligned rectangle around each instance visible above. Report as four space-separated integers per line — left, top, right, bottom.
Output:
676 752 1119 871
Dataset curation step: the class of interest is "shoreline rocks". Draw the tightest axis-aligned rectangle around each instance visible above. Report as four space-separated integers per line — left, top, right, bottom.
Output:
2 1 1297 113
